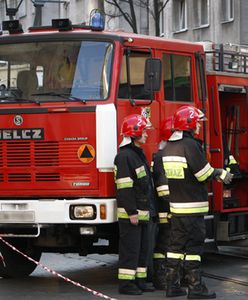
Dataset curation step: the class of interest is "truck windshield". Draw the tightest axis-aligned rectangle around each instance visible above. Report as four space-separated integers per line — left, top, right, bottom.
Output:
0 40 113 102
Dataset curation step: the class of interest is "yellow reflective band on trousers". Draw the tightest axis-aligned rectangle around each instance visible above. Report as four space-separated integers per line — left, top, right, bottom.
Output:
163 162 187 179
194 163 214 182
153 253 166 259
185 254 201 262
117 208 150 221
115 177 133 189
118 268 136 280
167 252 184 260
136 267 147 278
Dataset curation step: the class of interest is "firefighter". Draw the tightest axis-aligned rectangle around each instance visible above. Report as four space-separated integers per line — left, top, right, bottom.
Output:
161 105 233 298
151 116 173 290
114 114 156 295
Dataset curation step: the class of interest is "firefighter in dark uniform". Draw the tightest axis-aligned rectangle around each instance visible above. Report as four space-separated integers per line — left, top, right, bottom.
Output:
114 114 156 295
161 106 233 298
151 116 173 290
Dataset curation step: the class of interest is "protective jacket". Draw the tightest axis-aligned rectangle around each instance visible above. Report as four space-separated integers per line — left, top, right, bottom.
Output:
162 131 215 216
114 142 155 222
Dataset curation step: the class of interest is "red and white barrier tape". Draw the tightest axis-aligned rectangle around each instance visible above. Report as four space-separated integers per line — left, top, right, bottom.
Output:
0 237 117 300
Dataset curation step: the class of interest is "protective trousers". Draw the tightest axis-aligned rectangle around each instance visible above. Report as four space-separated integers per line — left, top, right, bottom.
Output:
153 222 170 289
154 222 171 259
167 215 205 271
118 220 149 288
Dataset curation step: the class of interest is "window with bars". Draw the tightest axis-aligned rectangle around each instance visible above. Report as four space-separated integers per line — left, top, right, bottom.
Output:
172 0 187 32
193 0 209 28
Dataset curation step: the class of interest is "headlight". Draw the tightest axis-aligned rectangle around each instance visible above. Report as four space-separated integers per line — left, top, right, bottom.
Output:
70 205 96 220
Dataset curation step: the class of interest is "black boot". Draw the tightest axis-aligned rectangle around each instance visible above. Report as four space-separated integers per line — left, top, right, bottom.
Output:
187 269 216 299
119 280 143 295
136 278 155 292
166 267 187 298
153 259 166 290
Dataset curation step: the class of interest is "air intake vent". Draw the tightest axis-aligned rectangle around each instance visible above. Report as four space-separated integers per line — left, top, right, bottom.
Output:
34 142 59 166
7 142 31 167
8 173 32 182
35 173 60 182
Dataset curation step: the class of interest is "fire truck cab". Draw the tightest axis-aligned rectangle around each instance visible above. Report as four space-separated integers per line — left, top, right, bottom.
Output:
0 15 247 278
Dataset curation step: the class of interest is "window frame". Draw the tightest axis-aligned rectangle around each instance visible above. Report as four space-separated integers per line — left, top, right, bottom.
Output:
172 0 188 34
192 0 210 30
118 49 152 101
221 0 234 24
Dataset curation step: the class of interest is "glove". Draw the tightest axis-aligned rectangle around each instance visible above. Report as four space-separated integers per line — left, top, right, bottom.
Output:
215 169 233 184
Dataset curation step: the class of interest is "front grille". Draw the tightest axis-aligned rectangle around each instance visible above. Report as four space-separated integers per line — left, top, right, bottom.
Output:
34 142 59 166
8 173 32 182
0 140 87 183
36 173 60 182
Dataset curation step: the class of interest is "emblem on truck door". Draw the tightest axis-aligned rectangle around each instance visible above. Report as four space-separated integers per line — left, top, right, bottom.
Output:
14 115 23 126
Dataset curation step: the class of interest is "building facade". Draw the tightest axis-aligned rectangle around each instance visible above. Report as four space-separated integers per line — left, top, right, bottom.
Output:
161 0 248 46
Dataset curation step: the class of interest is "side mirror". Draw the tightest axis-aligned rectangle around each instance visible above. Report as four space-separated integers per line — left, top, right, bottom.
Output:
144 58 162 92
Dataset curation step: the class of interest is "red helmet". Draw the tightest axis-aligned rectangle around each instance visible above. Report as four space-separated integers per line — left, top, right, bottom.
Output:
121 114 148 138
160 116 173 141
173 105 206 131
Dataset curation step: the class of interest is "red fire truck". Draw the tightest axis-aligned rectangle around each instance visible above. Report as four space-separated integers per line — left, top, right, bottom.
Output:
0 15 247 277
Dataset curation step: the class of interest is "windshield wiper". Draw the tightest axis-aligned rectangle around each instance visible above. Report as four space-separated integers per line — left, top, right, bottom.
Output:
32 92 86 104
0 96 41 104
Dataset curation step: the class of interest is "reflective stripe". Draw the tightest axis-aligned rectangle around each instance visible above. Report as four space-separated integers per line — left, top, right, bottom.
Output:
170 207 208 214
170 201 209 214
194 163 214 182
159 212 169 218
159 218 169 224
170 201 209 208
229 155 237 165
185 254 201 262
167 252 184 260
117 208 150 221
118 268 136 280
150 161 154 172
135 166 146 178
136 267 147 278
163 156 187 163
163 156 187 179
220 169 227 181
115 177 133 189
157 185 169 197
159 212 169 223
153 253 166 259
136 267 147 273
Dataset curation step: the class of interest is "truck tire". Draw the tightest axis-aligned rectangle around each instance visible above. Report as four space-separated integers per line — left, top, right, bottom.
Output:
0 238 41 278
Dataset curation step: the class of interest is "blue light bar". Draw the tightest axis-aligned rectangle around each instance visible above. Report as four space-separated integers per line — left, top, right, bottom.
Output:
90 9 105 31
